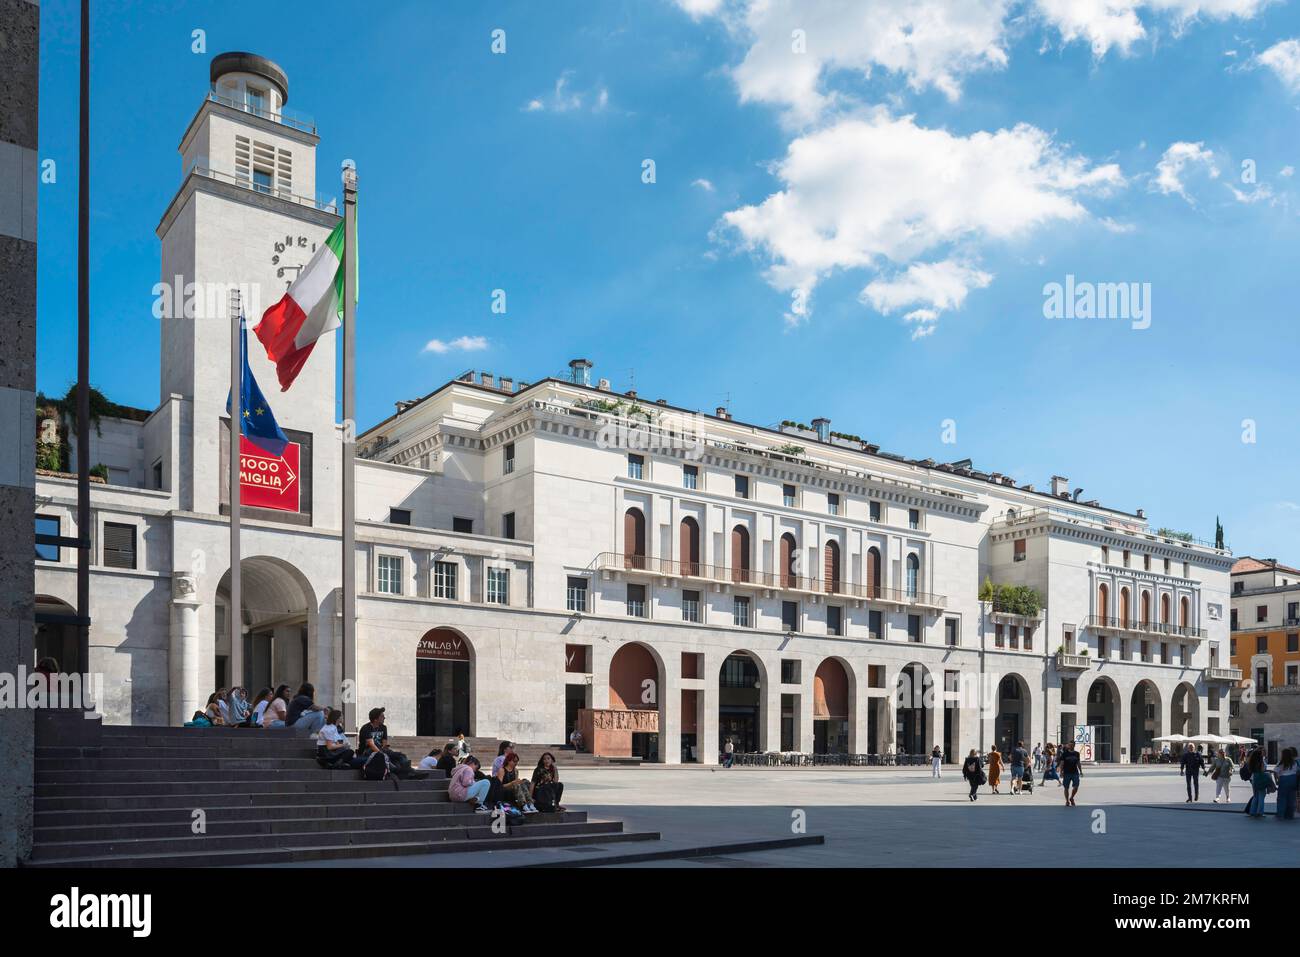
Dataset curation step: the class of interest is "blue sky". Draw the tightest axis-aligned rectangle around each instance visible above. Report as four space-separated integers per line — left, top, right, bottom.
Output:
35 0 1300 557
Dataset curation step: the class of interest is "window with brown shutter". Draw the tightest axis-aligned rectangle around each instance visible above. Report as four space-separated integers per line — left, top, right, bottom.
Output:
103 522 137 569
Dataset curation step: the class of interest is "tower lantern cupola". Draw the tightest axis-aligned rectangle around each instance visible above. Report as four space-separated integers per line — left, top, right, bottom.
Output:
210 51 290 117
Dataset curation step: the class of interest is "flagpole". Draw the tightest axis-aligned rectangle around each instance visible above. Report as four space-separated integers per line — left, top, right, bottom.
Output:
229 290 243 692
341 162 358 732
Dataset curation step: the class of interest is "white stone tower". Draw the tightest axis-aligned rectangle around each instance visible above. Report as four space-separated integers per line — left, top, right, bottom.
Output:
154 52 341 527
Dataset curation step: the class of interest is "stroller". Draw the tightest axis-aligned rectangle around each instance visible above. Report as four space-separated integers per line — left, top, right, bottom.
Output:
1019 767 1034 794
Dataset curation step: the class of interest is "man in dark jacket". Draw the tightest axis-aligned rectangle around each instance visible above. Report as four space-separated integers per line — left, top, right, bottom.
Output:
1180 745 1205 802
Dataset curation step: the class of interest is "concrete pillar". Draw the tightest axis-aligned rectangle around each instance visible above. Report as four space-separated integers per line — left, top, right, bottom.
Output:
701 651 719 765
0 0 40 867
849 665 869 753
762 657 781 753
169 573 203 724
659 650 680 764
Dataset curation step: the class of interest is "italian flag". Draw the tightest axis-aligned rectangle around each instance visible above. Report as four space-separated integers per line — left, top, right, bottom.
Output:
254 218 354 391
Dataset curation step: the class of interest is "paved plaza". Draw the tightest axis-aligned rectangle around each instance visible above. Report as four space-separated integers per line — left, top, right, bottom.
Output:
319 764 1300 868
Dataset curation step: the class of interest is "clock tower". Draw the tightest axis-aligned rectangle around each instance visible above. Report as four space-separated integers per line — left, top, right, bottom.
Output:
156 52 341 526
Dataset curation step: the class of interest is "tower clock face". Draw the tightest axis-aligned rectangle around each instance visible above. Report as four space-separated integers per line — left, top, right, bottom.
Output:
270 233 319 285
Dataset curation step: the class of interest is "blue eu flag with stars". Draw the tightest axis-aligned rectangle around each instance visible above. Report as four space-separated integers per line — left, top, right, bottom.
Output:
226 315 289 457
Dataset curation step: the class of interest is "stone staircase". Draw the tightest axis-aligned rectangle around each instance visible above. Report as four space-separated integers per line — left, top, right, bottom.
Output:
26 722 656 867
389 735 640 769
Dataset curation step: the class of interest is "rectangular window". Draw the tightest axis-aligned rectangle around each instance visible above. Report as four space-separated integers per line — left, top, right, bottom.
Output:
907 614 921 643
781 660 800 684
1287 664 1299 686
433 561 458 600
995 623 1005 648
1023 626 1033 651
1119 638 1128 660
502 512 515 539
35 514 60 562
1257 635 1269 654
945 617 958 647
735 474 749 499
503 442 515 474
251 167 273 194
827 492 839 516
566 576 588 613
781 600 799 632
868 609 883 640
1289 602 1299 622
683 464 698 490
377 554 403 595
103 522 137 570
1183 562 1189 578
826 605 843 636
1231 609 1238 630
1098 636 1108 658
1008 625 1019 650
1101 546 1110 565
626 583 646 618
682 589 701 623
783 484 797 508
1164 558 1171 574
487 568 510 605
1143 554 1151 571
1161 641 1169 663
1230 638 1237 656
733 596 751 627
870 501 882 523
908 508 920 530
152 460 163 490
1257 605 1267 623
1288 633 1299 653
452 517 473 534
627 453 644 480
388 507 411 525
1013 539 1026 562
1123 549 1131 568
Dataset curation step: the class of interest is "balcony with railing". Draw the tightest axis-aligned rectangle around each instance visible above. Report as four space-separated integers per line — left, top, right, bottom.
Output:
1055 651 1092 671
987 600 1045 628
205 88 318 134
594 552 947 609
1084 614 1206 641
1204 666 1243 683
182 157 339 214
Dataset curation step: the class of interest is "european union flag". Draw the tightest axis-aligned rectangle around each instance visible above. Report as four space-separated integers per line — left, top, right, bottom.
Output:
226 315 289 457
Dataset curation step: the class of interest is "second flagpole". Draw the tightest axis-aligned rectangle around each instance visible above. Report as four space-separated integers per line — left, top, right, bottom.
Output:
341 162 358 733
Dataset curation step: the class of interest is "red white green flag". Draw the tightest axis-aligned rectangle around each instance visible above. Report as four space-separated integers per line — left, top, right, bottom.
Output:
254 218 354 390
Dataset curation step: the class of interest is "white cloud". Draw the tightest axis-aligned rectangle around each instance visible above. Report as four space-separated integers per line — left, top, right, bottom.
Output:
861 260 994 316
522 71 609 113
1281 165 1296 177
677 0 1014 125
423 336 489 355
1152 141 1218 202
1257 38 1300 93
1226 182 1274 204
692 177 716 192
1035 0 1276 59
718 110 1122 334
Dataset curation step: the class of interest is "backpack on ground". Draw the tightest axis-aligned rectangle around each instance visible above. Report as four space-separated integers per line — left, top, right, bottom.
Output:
362 750 393 781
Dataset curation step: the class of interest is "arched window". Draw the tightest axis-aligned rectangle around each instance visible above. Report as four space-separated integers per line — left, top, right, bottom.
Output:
1141 590 1151 627
1161 593 1171 625
1119 587 1131 629
867 547 882 598
679 517 700 577
730 525 751 583
906 553 920 598
780 533 798 589
1098 583 1110 622
824 540 842 594
623 507 646 570
1179 596 1190 631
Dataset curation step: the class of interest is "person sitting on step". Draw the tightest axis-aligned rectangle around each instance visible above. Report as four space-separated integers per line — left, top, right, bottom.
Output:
491 740 514 776
261 685 291 728
495 750 538 813
531 751 564 812
357 707 418 778
316 708 361 769
419 742 459 776
449 756 493 813
247 687 273 728
285 683 328 736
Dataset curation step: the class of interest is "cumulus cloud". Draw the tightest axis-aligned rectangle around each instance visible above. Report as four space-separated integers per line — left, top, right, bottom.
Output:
522 71 609 113
692 177 716 192
677 0 1013 125
1152 141 1218 202
1035 0 1276 59
718 111 1122 334
423 336 489 355
1257 38 1300 93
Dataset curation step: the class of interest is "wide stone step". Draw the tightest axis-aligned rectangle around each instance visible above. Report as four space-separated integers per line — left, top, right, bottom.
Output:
39 744 322 759
31 814 601 859
37 757 327 772
36 787 449 812
37 766 415 784
22 827 658 868
36 774 452 795
35 798 479 828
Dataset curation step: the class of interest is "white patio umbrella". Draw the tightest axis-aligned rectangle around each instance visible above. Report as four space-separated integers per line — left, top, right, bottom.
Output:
1153 734 1187 742
1227 735 1259 745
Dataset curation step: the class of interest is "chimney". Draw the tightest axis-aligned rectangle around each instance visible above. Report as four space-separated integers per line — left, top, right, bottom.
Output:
479 371 494 388
597 378 611 391
568 358 593 386
499 377 513 393
1050 475 1069 497
716 406 730 420
655 399 668 406
1136 508 1146 519
812 417 831 442
626 389 637 399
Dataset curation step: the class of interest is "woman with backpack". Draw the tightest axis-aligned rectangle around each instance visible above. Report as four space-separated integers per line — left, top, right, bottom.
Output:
316 708 360 769
532 752 564 812
1244 747 1271 818
1273 748 1297 820
449 757 493 814
961 749 984 802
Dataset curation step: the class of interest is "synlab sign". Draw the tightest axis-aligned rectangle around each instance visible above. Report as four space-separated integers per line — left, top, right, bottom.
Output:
416 628 471 662
239 436 301 512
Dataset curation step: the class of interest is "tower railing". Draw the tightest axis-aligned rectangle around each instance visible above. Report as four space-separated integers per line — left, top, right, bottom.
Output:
205 88 317 134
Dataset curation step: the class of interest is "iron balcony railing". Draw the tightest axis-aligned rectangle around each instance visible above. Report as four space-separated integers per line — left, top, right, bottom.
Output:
595 552 946 608
205 88 317 134
1084 614 1206 640
997 506 1228 553
185 162 339 214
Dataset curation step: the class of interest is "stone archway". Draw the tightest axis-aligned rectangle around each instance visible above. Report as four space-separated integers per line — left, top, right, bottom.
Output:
813 657 851 754
214 556 318 698
585 641 664 761
995 673 1034 756
895 662 933 756
1130 679 1162 760
415 627 474 738
720 650 767 755
1084 675 1122 762
1171 681 1200 737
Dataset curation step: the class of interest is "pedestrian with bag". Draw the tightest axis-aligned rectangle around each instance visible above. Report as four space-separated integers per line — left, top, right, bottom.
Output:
962 749 985 802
